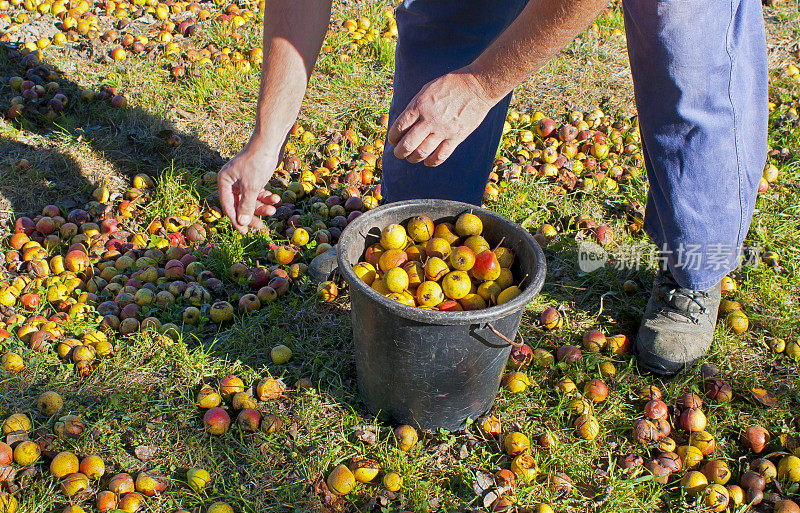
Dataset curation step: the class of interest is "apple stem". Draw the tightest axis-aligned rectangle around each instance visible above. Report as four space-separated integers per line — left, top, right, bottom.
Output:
517 273 529 288
493 237 506 251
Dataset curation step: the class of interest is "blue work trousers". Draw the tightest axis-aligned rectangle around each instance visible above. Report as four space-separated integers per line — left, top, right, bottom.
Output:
380 0 768 290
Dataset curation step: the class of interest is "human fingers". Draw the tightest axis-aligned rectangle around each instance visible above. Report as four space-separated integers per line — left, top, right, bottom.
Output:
424 139 459 167
234 179 262 234
217 169 243 231
254 203 277 217
406 133 443 164
387 106 419 145
393 122 431 160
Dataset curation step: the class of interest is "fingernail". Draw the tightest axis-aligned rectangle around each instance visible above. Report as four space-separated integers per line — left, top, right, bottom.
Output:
238 214 251 225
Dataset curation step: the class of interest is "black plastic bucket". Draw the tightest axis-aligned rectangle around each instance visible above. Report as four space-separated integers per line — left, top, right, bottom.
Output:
337 199 546 430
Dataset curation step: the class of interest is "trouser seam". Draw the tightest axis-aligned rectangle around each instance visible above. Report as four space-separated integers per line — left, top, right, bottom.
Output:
725 0 745 256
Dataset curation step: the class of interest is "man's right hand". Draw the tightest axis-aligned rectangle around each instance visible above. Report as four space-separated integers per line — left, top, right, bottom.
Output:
217 144 283 235
216 0 332 235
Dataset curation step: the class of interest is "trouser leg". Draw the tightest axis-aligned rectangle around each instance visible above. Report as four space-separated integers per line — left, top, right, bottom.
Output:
622 0 768 290
381 0 527 205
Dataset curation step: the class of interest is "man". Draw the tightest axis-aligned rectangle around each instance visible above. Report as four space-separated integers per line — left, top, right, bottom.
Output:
217 0 768 376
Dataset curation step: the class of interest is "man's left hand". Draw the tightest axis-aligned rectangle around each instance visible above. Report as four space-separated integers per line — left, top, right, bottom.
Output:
387 68 497 167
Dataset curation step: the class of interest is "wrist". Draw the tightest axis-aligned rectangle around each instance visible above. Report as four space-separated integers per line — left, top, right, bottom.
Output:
243 129 280 158
461 62 508 106
249 114 295 153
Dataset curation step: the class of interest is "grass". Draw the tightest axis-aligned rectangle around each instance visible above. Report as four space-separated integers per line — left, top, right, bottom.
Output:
0 0 799 512
145 166 202 222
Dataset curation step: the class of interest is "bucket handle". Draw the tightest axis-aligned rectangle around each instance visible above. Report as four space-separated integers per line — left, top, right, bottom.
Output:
485 323 524 348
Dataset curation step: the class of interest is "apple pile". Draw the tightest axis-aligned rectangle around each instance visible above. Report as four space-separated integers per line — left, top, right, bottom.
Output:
0 0 264 69
763 64 795 184
325 456 398 497
484 357 608 512
500 328 629 399
0 102 396 380
489 306 799 512
322 425 413 502
332 10 397 62
489 108 645 205
0 0 404 106
492 290 798 511
502 431 540 484
351 212 523 311
716 276 752 336
618 376 800 512
0 389 240 512
473 414 558 511
3 45 127 124
0 175 314 377
0 15 793 508
769 63 799 137
195 373 287 436
533 212 625 249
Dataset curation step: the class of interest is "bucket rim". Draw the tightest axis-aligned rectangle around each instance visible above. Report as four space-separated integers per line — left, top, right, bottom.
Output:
337 199 547 325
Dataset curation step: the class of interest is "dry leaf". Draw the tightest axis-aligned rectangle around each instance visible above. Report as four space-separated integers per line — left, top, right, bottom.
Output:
351 425 377 446
134 445 157 461
750 388 778 407
433 442 450 453
0 465 17 483
16 466 38 487
312 473 350 512
473 471 494 496
482 485 511 509
5 430 28 447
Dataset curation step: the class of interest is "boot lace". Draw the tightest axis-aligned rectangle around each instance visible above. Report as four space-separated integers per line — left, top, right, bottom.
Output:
655 272 709 325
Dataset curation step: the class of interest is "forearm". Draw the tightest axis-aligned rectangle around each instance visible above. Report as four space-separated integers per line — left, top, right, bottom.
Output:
248 0 332 152
468 0 610 103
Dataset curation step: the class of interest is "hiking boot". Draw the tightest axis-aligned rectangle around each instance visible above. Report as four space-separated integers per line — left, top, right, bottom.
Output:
308 245 339 283
634 270 722 376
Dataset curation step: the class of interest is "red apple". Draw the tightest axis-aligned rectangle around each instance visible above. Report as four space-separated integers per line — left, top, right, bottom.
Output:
508 343 533 369
679 408 707 432
558 124 578 142
21 292 41 310
594 226 614 245
582 329 606 352
110 94 127 108
237 409 261 432
35 216 56 235
741 425 770 453
644 400 669 420
203 407 231 435
14 217 35 235
471 250 501 281
537 118 557 138
583 379 608 403
556 344 582 363
65 250 90 273
677 392 703 410
164 260 185 280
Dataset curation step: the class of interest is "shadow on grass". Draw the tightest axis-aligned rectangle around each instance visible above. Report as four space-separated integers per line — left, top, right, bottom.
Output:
0 41 361 405
0 136 93 222
0 41 226 224
536 235 652 336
